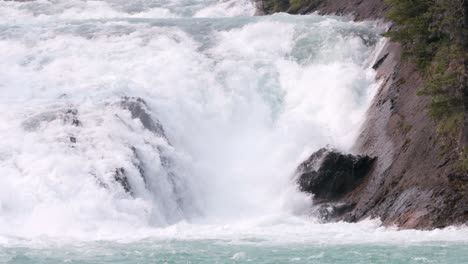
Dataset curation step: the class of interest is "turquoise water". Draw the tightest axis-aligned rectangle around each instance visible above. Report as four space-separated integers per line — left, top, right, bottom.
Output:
3 240 468 264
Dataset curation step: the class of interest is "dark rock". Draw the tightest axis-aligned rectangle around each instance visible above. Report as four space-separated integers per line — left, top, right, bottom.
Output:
69 136 76 143
22 107 81 131
259 0 388 20
130 146 148 186
316 202 356 222
116 101 189 214
297 148 376 202
372 53 389 70
64 109 81 126
428 31 442 43
120 97 166 137
315 0 388 20
117 97 173 191
114 167 131 193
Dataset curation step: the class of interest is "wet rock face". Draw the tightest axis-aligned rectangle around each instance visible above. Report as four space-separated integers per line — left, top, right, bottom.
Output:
111 97 168 194
114 97 186 210
297 148 376 202
114 167 131 194
22 107 81 131
120 96 166 137
314 202 357 222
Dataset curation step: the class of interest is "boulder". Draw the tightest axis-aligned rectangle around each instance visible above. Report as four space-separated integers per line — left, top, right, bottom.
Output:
297 148 376 202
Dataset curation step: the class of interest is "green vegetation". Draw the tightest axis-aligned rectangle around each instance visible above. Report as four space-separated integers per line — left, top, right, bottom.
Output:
261 0 467 168
458 150 468 172
258 0 288 13
262 0 466 146
384 0 467 150
397 117 413 135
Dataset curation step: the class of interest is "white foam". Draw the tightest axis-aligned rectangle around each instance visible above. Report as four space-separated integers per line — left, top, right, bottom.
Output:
2 0 464 246
0 0 255 23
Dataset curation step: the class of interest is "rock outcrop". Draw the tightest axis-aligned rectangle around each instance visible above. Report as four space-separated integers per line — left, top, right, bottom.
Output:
114 96 170 194
257 0 387 19
113 96 196 221
310 0 387 20
22 107 81 131
120 96 166 138
349 41 468 229
297 148 376 202
296 148 376 221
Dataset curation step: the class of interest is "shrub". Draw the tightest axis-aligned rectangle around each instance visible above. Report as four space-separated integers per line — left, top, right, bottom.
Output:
385 0 466 145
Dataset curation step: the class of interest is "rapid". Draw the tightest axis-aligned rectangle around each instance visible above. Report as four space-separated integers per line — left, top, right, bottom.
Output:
0 0 467 263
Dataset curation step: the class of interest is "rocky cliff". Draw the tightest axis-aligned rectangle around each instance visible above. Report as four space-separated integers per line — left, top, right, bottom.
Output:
345 40 467 229
260 0 468 229
255 0 387 19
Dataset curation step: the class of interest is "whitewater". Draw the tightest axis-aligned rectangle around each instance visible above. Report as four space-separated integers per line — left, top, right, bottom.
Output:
0 0 467 263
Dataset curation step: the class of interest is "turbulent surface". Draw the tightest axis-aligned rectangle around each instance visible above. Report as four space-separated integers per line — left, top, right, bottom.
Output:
2 222 468 263
0 0 467 263
2 240 468 264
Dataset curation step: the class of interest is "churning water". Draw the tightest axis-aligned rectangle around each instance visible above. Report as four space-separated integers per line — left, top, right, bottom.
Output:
0 0 467 263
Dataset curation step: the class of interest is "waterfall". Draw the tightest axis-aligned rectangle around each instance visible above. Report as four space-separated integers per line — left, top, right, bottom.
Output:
0 0 382 239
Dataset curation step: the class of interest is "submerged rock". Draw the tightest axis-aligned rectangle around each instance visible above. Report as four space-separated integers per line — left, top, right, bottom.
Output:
297 148 376 202
22 107 81 131
113 97 171 195
314 202 357 222
120 96 166 137
114 167 131 194
112 97 190 216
